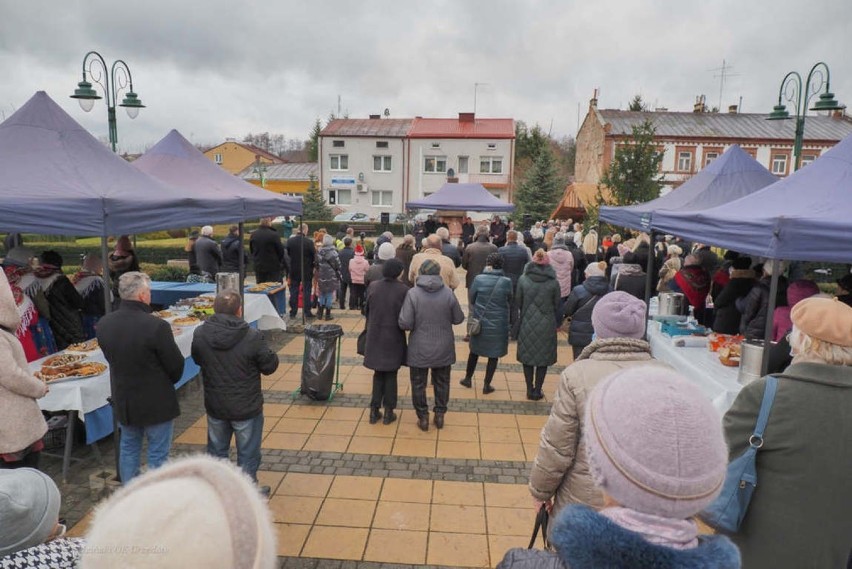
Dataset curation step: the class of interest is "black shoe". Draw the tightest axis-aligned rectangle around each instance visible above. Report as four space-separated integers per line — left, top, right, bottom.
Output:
324 309 332 321
482 384 495 395
382 410 397 425
417 415 429 432
259 485 271 498
459 376 472 388
305 312 315 319
369 407 382 424
289 311 297 319
462 335 470 342
433 413 444 429
530 389 544 401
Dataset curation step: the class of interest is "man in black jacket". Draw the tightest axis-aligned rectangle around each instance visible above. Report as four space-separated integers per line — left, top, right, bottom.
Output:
499 230 531 340
191 291 279 490
96 272 184 484
436 227 461 268
337 237 355 309
195 225 223 279
221 225 244 275
250 217 288 283
285 223 316 319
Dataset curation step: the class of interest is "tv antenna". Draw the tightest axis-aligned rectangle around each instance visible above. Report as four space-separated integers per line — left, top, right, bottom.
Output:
383 108 390 117
710 60 740 111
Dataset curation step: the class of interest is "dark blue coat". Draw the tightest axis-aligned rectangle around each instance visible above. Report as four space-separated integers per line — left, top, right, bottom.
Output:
469 270 513 358
563 276 611 349
498 242 530 287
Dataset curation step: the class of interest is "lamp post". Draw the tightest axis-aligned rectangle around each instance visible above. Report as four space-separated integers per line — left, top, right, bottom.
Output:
767 61 845 171
252 157 268 188
70 51 145 153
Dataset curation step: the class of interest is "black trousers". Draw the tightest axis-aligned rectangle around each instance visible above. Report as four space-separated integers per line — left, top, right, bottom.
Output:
339 281 352 309
255 270 282 284
571 345 584 360
465 353 498 385
0 451 40 469
410 366 451 417
351 284 366 310
522 364 548 388
509 295 520 340
370 370 399 410
288 278 313 316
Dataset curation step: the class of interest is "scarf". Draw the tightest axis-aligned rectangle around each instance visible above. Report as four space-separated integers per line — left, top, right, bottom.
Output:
34 264 62 292
674 265 710 308
577 337 653 361
601 507 699 550
2 266 35 336
71 270 104 298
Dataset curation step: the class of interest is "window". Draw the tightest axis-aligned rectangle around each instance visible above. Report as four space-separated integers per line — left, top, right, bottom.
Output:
214 153 222 164
336 189 352 205
371 190 393 207
487 143 497 150
771 153 788 175
373 155 392 172
800 154 817 167
431 142 441 149
330 154 348 171
703 152 719 167
479 156 503 174
458 156 469 174
376 141 389 148
332 140 345 148
424 156 447 173
676 151 693 173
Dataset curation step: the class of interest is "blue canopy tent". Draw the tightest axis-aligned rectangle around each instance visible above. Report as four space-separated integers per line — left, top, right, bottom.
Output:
599 144 777 231
406 182 515 212
133 129 302 219
651 134 852 264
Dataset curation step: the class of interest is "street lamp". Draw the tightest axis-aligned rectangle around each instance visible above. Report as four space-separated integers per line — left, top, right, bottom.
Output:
767 61 845 171
70 51 145 153
252 156 268 188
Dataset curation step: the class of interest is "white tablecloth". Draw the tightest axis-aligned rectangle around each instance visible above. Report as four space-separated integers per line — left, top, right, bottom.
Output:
33 293 284 415
647 321 743 415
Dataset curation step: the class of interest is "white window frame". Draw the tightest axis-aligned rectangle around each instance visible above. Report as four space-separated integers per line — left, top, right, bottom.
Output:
800 153 817 167
677 151 692 173
371 190 393 207
214 153 223 164
424 156 447 173
330 154 349 171
458 156 469 174
336 189 352 205
703 152 719 167
332 140 345 148
479 156 503 174
376 141 389 148
771 154 788 175
372 155 392 172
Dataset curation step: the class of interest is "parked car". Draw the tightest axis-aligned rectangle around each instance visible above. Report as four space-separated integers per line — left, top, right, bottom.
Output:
333 211 372 222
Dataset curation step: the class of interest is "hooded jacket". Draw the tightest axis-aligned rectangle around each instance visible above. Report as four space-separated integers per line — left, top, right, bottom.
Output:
220 234 243 273
711 269 756 334
497 505 740 569
191 313 279 421
771 280 819 341
398 274 465 368
316 245 341 294
348 251 369 285
516 263 561 367
563 276 611 348
547 245 574 297
0 270 48 454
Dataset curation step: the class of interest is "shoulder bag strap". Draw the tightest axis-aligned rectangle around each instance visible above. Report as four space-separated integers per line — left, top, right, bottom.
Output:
527 504 549 549
749 375 778 448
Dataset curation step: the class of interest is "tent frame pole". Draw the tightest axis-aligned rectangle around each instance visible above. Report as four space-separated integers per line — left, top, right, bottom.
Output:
760 259 781 376
643 230 656 340
100 233 121 482
300 215 306 327
238 222 245 316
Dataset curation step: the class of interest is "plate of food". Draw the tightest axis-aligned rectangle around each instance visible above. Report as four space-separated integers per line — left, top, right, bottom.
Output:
247 285 267 292
35 361 108 382
65 339 99 352
173 316 201 327
42 354 87 367
153 310 175 318
719 345 742 367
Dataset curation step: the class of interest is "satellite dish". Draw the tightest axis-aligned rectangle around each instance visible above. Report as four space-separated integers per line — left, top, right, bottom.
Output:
384 108 390 117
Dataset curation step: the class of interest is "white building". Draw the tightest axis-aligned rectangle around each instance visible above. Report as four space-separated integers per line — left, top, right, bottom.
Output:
319 113 515 219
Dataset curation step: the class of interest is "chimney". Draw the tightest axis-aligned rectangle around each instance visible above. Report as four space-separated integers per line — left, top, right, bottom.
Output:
459 112 475 123
728 104 738 114
369 114 381 119
654 107 669 112
590 88 599 110
693 95 706 113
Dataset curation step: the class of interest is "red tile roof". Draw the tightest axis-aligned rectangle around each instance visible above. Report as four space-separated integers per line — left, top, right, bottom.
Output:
409 117 514 139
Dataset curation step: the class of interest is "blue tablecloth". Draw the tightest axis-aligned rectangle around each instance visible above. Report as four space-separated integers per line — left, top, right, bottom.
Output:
149 281 286 315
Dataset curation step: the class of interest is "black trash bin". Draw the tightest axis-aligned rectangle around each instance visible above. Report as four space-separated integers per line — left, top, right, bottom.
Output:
300 324 345 400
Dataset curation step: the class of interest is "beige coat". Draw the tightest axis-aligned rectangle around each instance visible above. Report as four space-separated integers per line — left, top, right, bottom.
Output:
0 270 48 454
408 248 460 290
528 338 671 519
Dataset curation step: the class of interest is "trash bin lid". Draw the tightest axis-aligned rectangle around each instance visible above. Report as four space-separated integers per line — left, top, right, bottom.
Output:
304 324 345 338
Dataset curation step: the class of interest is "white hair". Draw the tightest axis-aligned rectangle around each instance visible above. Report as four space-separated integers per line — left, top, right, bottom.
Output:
118 271 151 300
436 227 449 240
763 260 788 276
201 225 214 236
789 325 852 366
322 234 335 246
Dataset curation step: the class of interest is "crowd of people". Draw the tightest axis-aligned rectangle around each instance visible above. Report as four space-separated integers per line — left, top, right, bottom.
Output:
1 218 850 567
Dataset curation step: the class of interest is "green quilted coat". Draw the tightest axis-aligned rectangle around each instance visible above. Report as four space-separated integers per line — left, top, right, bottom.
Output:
516 263 561 367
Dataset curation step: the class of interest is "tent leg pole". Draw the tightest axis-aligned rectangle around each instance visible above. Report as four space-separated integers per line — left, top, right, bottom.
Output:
101 234 120 482
300 215 306 327
643 231 656 340
101 235 112 314
760 261 781 376
238 222 245 316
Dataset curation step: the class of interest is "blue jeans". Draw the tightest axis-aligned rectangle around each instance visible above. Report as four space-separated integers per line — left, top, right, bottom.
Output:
207 414 264 482
319 291 334 308
119 420 174 484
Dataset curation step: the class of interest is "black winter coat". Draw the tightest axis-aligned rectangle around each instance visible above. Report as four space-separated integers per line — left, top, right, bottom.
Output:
623 242 661 291
250 226 287 276
44 277 85 350
97 301 185 426
712 272 756 334
285 234 315 281
191 313 279 421
338 247 355 283
195 235 222 277
566 243 587 286
563 276 611 349
221 234 243 273
363 279 409 371
516 264 561 366
740 276 788 339
498 242 529 288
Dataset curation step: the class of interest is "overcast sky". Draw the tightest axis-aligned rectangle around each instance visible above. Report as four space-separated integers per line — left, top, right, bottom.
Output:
1 0 850 153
